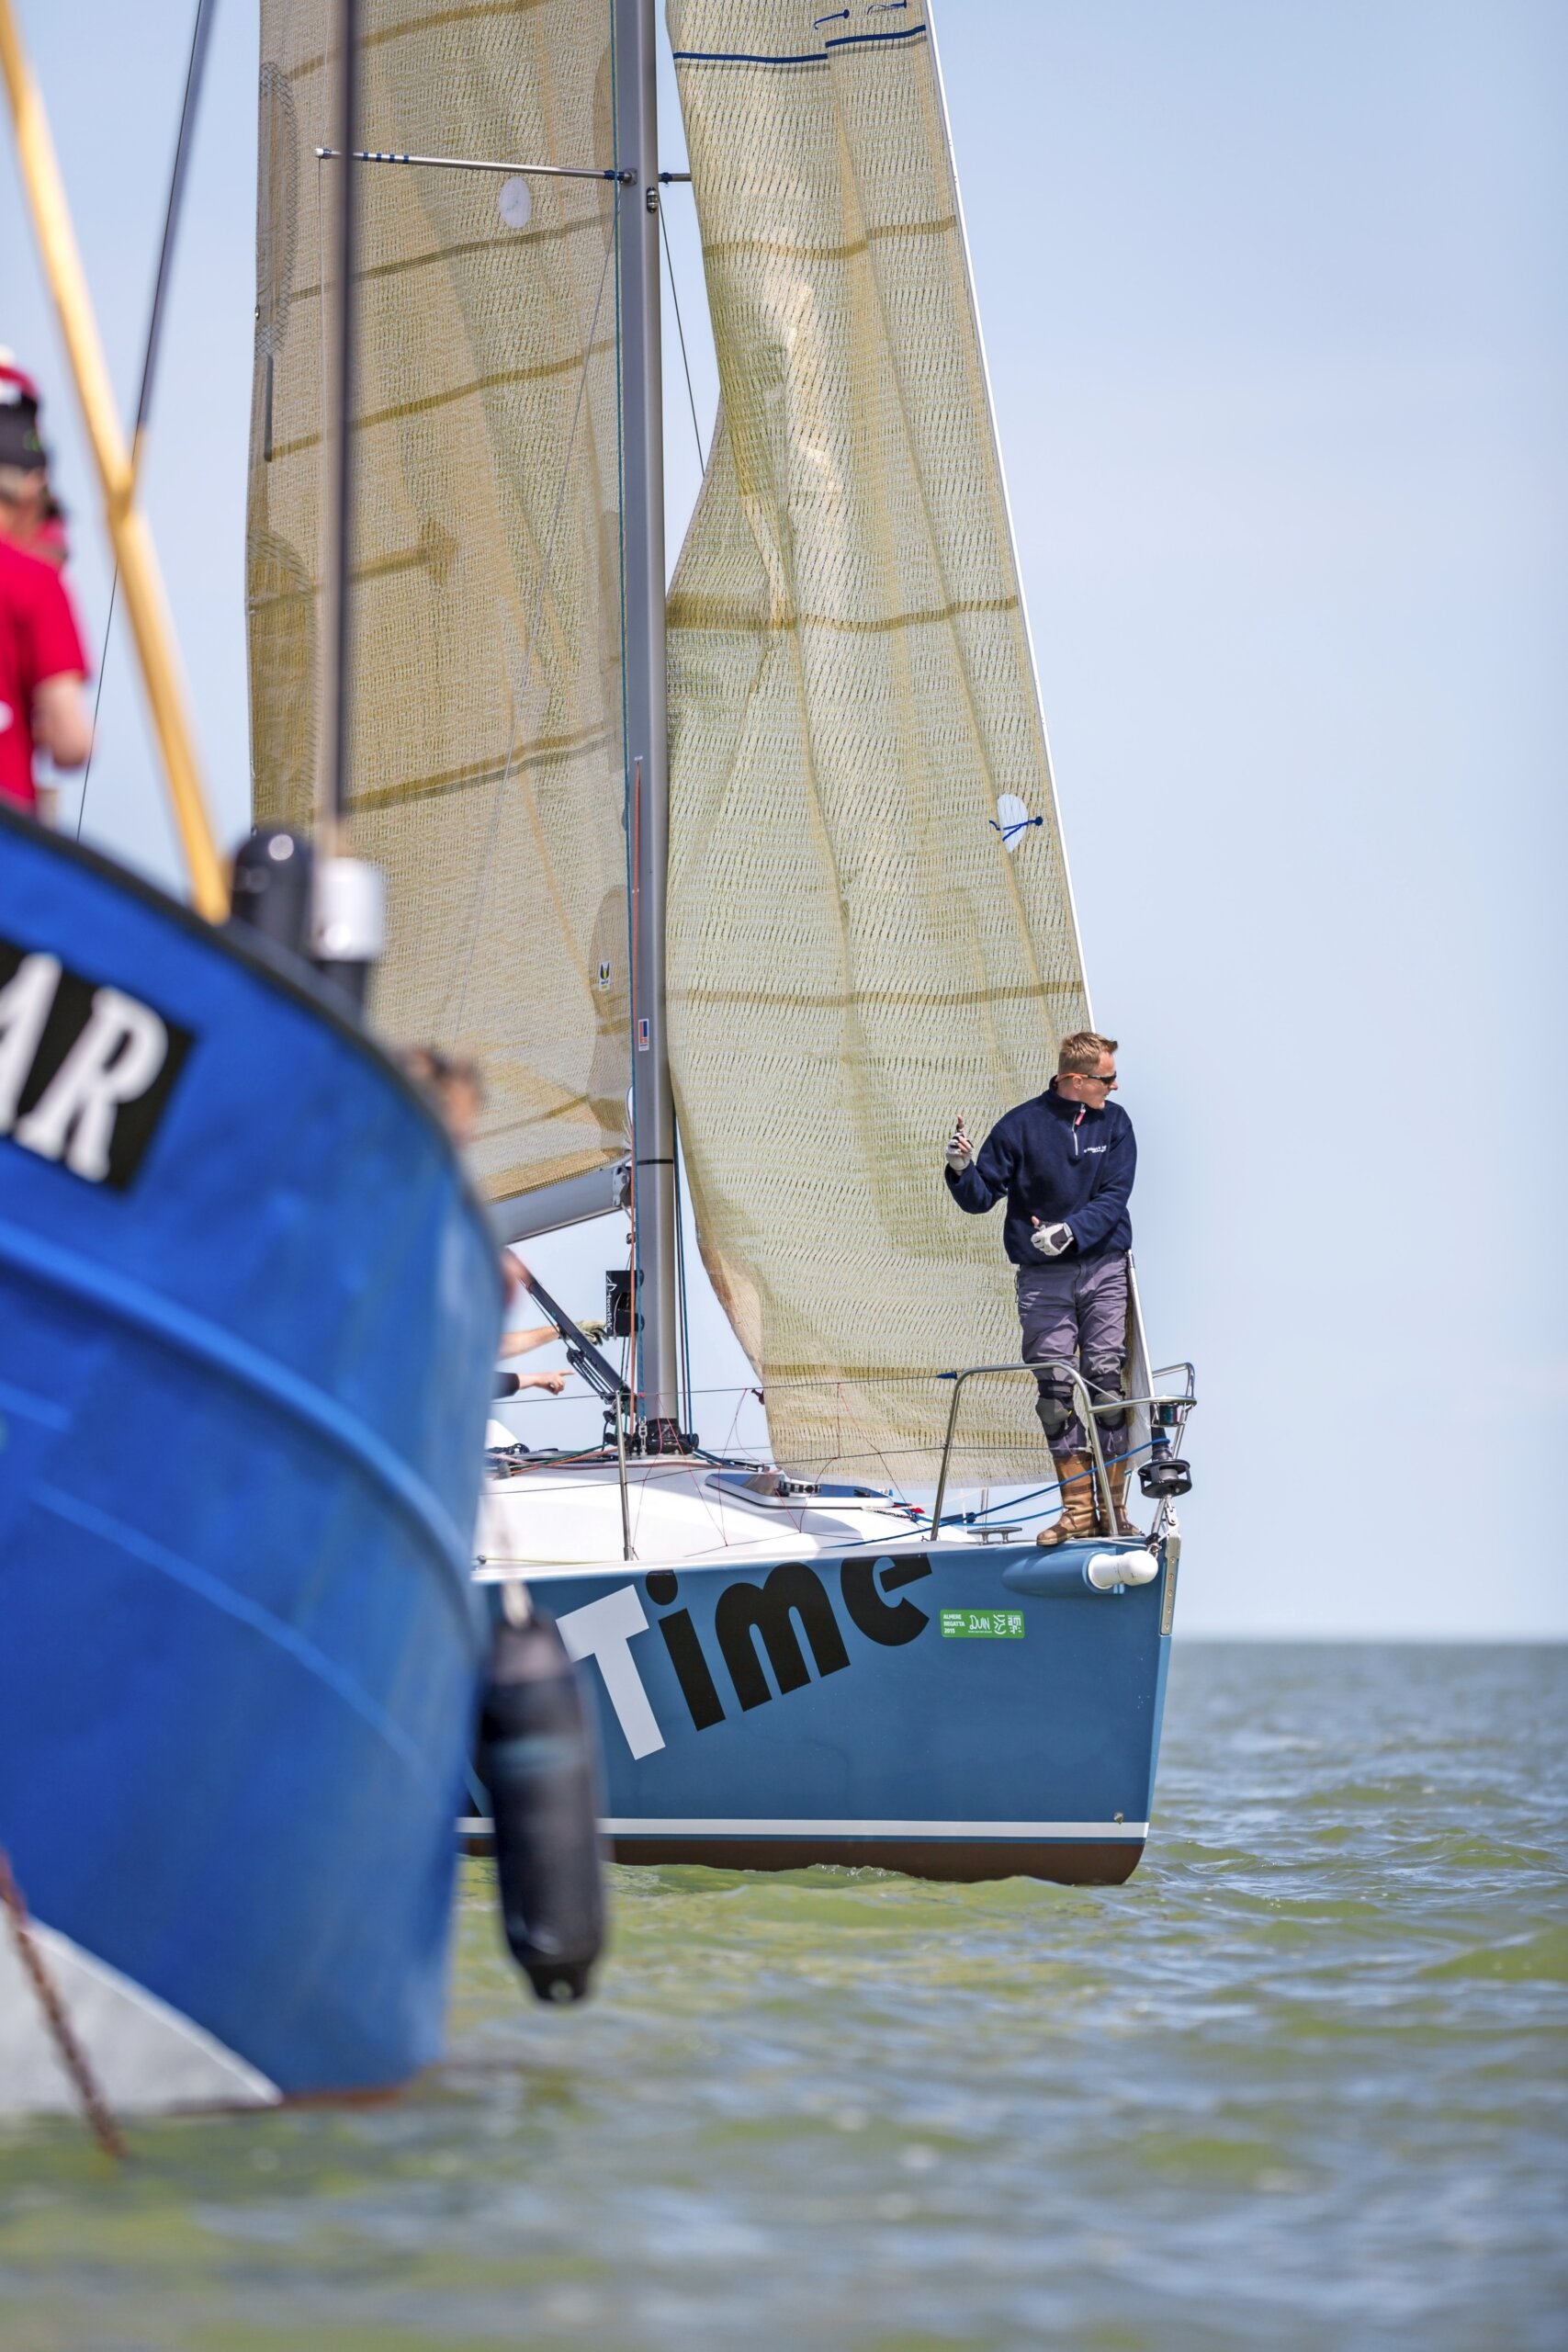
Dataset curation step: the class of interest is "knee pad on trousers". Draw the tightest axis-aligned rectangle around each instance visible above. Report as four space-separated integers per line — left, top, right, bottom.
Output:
1083 1358 1127 1430
1034 1387 1072 1441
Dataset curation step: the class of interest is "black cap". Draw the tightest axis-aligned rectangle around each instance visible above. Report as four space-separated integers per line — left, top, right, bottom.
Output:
0 367 46 473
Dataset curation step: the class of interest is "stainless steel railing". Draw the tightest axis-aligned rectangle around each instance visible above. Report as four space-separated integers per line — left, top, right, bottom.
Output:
928 1357 1197 1544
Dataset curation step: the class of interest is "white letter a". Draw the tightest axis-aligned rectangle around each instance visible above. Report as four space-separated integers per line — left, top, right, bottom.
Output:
0 953 62 1130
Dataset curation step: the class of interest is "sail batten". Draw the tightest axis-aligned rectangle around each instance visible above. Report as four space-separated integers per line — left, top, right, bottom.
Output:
668 0 1089 1480
247 0 631 1208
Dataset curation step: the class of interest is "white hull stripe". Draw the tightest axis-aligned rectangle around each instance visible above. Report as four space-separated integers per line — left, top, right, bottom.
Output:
0 1916 280 2118
602 1818 1148 1839
461 1816 1146 1841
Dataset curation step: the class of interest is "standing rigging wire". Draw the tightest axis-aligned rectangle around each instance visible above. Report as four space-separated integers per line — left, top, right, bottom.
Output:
655 184 704 1438
658 192 706 472
671 1134 694 1437
609 98 640 1422
75 0 215 842
74 579 117 845
627 750 643 1419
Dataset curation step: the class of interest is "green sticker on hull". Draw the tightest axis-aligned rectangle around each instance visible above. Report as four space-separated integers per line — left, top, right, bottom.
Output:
941 1608 1025 1639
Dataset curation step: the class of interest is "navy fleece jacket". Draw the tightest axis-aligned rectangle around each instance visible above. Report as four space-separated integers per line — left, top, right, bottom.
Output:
944 1081 1135 1267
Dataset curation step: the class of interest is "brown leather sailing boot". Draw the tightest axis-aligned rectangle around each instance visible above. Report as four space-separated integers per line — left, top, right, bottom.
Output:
1034 1452 1099 1548
1105 1451 1142 1538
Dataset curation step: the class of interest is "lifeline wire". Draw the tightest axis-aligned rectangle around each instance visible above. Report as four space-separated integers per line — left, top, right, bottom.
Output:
77 0 214 841
928 1440 1156 1533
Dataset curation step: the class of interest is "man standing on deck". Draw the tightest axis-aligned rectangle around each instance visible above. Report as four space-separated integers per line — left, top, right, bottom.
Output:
943 1031 1138 1546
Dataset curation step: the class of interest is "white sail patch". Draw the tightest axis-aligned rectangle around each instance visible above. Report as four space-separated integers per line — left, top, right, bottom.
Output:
498 176 534 231
992 794 1042 853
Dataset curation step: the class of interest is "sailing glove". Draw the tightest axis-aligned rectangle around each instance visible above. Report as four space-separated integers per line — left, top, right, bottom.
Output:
1031 1220 1074 1258
944 1130 974 1172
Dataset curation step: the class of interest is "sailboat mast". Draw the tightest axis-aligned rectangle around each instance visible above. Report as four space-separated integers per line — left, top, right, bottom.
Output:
615 0 681 1436
323 0 360 835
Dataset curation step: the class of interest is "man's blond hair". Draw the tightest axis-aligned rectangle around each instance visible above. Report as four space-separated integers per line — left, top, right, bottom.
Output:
1057 1029 1118 1076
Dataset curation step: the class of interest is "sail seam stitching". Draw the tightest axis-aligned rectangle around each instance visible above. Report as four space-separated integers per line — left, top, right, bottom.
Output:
700 214 957 264
667 594 1017 636
264 336 616 461
672 28 927 66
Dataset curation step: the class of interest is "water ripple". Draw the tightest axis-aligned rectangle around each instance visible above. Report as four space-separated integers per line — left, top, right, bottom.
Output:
1 1644 1563 2350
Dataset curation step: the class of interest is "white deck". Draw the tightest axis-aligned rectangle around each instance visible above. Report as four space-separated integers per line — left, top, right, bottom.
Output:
475 1444 996 1580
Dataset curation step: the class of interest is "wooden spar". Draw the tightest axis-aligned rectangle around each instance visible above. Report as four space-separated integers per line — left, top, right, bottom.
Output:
0 0 228 922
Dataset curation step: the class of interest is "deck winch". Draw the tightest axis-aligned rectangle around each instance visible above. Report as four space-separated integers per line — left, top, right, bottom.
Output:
1138 1400 1192 1502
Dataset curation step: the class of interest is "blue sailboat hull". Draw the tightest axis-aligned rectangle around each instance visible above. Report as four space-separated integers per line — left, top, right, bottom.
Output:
0 814 501 2100
503 1536 1175 1883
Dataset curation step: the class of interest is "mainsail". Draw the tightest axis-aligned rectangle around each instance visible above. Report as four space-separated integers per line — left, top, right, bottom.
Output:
667 0 1091 1477
247 0 629 1207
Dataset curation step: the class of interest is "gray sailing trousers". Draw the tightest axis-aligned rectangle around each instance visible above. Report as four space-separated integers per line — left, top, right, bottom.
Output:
1015 1251 1130 1463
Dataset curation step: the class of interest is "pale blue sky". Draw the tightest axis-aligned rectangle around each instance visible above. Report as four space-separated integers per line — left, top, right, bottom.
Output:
3 2 1562 1634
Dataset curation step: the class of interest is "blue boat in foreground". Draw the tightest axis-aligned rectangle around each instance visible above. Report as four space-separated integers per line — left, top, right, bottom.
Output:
0 0 614 2121
0 812 501 2112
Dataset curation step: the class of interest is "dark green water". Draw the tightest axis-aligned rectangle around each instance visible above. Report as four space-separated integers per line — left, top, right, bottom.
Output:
3 1645 1563 2351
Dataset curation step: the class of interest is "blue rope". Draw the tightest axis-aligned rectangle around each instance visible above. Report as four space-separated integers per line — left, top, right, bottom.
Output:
928 1439 1156 1533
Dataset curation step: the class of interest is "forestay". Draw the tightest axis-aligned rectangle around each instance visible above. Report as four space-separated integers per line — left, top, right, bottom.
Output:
246 0 630 1205
667 0 1089 1479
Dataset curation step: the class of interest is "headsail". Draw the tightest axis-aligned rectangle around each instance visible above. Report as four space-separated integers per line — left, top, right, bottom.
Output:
247 0 630 1207
668 0 1090 1478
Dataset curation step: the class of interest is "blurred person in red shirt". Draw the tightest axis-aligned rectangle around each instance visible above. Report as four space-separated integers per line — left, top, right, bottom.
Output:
0 543 92 824
0 355 67 563
0 357 91 822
